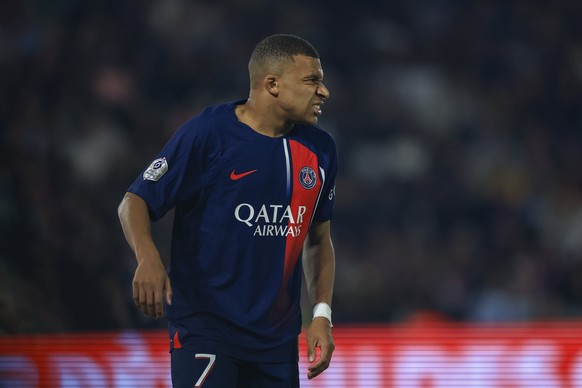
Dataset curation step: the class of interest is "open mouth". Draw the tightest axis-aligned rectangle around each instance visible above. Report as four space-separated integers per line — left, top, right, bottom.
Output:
313 104 322 115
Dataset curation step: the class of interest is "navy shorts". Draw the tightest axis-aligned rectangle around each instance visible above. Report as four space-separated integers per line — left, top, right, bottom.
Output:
171 348 300 388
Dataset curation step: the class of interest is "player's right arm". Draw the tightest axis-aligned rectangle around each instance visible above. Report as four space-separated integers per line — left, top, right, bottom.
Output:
117 192 172 319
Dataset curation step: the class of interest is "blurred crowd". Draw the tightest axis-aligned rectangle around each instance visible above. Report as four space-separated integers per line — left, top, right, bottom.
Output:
2 0 582 334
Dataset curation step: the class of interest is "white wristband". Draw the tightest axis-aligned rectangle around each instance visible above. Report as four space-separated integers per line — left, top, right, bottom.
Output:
312 302 333 326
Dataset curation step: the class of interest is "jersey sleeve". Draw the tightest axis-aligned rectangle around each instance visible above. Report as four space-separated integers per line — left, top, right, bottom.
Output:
127 119 210 221
312 138 338 223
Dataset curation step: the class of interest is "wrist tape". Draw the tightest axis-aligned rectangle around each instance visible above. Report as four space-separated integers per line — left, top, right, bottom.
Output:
312 302 333 326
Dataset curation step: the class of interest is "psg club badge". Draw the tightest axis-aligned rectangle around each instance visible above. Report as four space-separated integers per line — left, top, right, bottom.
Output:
143 157 168 181
299 166 317 189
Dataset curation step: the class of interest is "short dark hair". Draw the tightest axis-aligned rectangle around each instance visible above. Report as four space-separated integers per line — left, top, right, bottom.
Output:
248 34 319 85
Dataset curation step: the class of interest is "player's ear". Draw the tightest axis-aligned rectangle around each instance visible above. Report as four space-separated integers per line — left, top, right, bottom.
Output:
265 75 279 97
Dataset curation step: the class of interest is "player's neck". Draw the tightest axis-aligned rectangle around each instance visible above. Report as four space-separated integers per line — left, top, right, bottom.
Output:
236 98 293 138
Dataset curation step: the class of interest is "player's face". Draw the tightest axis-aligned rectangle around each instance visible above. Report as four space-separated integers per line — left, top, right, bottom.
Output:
276 55 330 126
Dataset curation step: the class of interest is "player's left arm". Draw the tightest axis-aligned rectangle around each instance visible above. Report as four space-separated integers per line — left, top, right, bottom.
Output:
302 220 335 380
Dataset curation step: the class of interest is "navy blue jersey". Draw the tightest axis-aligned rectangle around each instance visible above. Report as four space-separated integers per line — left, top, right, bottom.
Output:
128 100 338 362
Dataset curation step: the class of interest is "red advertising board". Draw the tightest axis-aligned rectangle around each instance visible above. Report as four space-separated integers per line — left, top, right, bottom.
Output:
2 322 582 387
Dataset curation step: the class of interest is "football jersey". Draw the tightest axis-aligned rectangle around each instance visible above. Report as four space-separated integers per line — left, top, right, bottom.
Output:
128 100 338 362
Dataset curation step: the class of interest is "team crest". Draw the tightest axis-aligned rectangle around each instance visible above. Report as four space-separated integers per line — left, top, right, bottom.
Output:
143 157 168 181
299 166 317 189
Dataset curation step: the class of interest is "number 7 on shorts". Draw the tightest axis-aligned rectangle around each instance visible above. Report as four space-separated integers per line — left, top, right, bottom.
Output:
194 353 216 387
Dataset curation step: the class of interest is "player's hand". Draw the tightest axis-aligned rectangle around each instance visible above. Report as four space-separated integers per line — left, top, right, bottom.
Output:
306 317 335 379
132 254 172 319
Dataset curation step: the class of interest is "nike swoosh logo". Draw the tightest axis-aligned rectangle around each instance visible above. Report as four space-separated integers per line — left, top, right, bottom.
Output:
230 169 258 180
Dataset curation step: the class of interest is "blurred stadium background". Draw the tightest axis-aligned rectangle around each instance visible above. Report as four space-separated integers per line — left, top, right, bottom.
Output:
2 0 582 386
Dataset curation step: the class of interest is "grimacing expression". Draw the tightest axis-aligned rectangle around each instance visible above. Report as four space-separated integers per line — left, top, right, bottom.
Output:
275 55 330 125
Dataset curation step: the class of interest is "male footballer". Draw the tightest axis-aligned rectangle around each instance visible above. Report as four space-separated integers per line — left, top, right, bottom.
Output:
118 34 337 387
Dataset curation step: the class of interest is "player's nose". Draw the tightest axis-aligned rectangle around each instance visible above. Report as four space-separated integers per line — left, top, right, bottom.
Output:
317 83 330 100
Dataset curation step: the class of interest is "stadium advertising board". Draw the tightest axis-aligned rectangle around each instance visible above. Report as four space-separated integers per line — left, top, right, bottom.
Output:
2 323 582 387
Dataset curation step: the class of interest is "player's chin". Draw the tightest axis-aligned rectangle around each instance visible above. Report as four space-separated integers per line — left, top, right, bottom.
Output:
292 111 320 126
301 114 319 125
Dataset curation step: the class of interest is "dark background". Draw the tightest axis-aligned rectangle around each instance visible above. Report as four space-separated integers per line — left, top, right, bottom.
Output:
2 0 582 334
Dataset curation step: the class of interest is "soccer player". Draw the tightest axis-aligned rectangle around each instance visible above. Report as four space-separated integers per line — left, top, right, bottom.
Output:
118 34 337 387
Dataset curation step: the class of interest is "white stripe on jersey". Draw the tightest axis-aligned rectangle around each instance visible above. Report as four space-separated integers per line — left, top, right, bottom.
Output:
309 167 326 226
283 139 291 197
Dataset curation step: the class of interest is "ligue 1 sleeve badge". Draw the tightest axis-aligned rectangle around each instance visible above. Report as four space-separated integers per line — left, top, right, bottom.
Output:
299 166 317 189
143 157 168 181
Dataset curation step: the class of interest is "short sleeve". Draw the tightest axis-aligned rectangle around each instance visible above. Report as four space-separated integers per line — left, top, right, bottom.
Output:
127 119 210 221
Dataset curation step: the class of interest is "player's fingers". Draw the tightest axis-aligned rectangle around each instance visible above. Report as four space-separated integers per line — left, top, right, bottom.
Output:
307 351 326 379
147 283 162 317
137 281 153 317
153 286 164 319
307 337 335 379
165 276 173 306
141 286 151 316
318 340 334 367
132 282 140 309
307 350 331 379
134 282 151 316
307 334 317 363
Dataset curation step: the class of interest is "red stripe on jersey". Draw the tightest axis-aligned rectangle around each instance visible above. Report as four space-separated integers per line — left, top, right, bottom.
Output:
282 140 322 288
